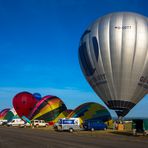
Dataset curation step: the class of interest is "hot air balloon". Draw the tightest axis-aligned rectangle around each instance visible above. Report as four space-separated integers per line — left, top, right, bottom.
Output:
28 95 67 123
13 92 37 118
0 108 10 120
4 108 17 122
33 93 42 101
68 102 111 124
79 12 148 118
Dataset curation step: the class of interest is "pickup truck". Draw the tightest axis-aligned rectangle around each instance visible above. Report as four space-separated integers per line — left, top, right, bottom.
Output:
31 120 48 128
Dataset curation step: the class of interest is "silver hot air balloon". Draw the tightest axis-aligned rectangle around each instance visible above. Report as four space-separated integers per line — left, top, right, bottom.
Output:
79 12 148 117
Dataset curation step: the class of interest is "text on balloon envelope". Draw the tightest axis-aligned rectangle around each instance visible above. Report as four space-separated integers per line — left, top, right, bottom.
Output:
90 74 107 87
114 25 132 29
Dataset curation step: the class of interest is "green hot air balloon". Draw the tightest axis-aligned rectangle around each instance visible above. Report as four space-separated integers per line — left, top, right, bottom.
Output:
79 12 148 118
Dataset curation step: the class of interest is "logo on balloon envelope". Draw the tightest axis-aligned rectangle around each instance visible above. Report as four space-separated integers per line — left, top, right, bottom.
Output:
79 30 99 77
90 73 107 87
79 42 96 76
138 76 148 89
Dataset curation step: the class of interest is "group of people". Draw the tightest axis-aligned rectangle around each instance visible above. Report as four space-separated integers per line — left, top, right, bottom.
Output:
113 121 124 130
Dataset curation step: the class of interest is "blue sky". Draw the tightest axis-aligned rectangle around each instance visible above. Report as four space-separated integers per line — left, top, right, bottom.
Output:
0 0 147 118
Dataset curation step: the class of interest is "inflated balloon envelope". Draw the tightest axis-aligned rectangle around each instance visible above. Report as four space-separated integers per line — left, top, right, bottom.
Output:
68 102 111 124
13 92 38 118
28 95 67 123
0 109 10 120
79 12 148 117
33 93 42 101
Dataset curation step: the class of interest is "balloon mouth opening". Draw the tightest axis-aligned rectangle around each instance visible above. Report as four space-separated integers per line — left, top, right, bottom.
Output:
115 110 130 117
106 100 135 117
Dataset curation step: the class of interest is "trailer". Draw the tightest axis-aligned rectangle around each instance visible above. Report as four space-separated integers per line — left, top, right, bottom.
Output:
132 119 148 136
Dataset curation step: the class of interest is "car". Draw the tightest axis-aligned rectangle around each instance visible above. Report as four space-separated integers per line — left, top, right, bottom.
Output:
83 120 107 131
31 120 48 128
20 122 31 128
7 118 25 127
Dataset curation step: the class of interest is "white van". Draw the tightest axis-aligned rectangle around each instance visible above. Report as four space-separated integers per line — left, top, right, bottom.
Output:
54 118 81 132
7 118 25 127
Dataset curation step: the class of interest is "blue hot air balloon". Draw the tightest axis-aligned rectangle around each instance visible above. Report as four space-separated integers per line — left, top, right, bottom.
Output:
33 93 42 101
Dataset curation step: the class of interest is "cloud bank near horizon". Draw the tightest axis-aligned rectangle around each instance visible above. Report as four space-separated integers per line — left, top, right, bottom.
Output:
0 86 147 118
0 86 102 108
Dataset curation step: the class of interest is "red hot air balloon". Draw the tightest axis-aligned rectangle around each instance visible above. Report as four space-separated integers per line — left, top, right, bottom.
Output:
13 92 37 118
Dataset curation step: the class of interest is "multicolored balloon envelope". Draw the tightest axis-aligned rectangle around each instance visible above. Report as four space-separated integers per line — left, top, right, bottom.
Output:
68 102 111 123
0 108 10 120
13 92 37 118
28 95 67 123
53 109 73 123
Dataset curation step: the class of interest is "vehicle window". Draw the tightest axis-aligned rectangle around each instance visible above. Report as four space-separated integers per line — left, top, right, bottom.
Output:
58 119 62 124
74 120 78 124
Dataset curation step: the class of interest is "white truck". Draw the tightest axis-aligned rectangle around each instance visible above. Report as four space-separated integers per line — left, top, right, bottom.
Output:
7 118 25 127
54 118 82 132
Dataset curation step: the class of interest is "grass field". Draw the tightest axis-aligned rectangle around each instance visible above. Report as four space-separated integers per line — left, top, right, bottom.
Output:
24 121 148 138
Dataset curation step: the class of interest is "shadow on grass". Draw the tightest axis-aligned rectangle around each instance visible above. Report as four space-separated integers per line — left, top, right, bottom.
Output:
110 131 148 137
110 131 135 137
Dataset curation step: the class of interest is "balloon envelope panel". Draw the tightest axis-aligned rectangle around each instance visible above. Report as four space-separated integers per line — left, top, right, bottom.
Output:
29 95 67 122
13 92 37 118
53 109 73 123
79 12 148 117
68 102 111 123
